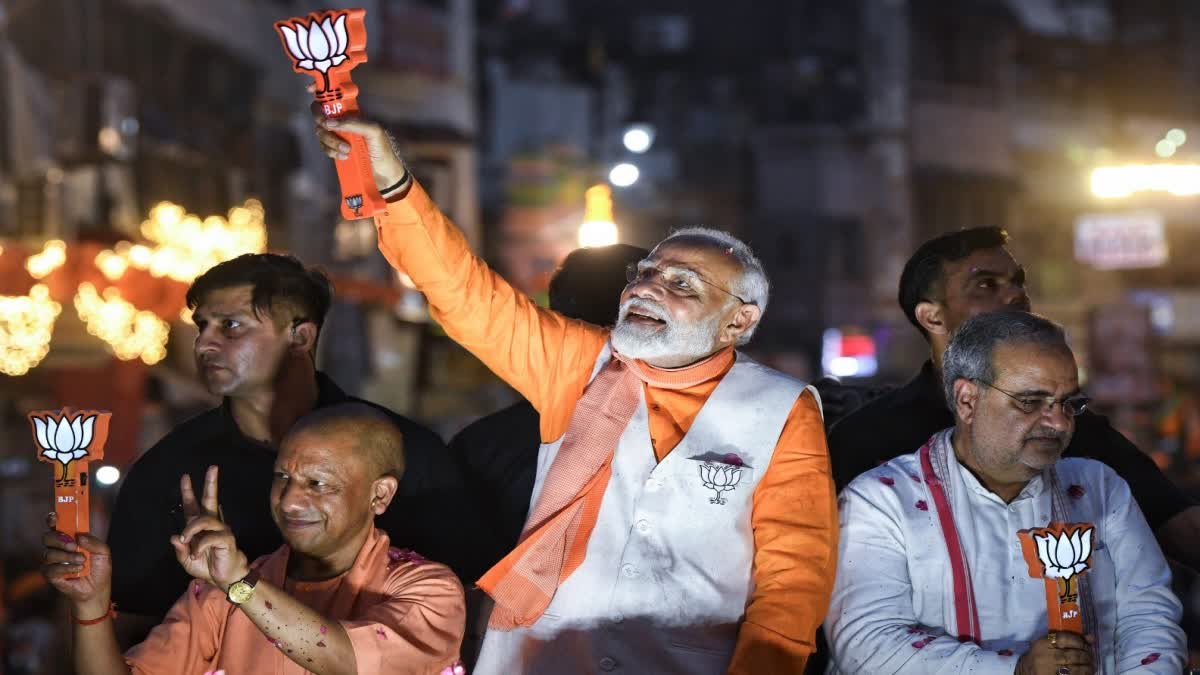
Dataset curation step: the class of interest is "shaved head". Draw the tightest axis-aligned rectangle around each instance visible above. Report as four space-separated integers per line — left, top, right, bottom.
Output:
286 402 405 480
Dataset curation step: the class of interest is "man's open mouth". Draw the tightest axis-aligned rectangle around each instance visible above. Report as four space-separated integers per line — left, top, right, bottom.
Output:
626 309 666 325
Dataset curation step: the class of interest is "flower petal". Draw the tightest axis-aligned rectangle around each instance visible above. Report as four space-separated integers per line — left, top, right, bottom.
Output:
44 418 59 452
307 20 330 61
1078 527 1092 564
54 418 74 454
295 22 314 60
1056 532 1075 569
320 18 338 60
34 417 50 451
1071 529 1086 564
71 416 84 451
332 54 347 66
80 415 94 450
333 14 348 57
281 24 305 62
298 59 314 70
72 449 87 459
1035 534 1054 570
315 60 331 73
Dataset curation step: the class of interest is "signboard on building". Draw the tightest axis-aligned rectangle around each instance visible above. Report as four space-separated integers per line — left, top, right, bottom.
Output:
1074 211 1168 270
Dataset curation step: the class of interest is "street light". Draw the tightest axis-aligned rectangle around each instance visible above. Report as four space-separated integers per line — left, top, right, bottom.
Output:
579 184 620 248
95 465 121 485
622 125 654 154
1091 164 1200 198
609 163 640 187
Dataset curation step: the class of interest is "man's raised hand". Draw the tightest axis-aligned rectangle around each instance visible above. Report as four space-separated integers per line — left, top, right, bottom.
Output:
170 465 249 592
308 84 408 192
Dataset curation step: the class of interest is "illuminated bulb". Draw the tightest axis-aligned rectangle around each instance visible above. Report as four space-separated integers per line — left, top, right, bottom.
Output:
95 465 121 485
97 127 122 155
1092 164 1200 198
1167 128 1187 146
1155 139 1176 158
579 221 619 248
25 240 68 279
127 244 153 268
609 163 640 187
0 284 62 375
74 284 170 364
623 126 654 153
95 250 128 281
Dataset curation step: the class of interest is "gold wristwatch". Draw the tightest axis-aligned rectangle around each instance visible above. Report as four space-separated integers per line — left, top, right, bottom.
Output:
226 569 261 605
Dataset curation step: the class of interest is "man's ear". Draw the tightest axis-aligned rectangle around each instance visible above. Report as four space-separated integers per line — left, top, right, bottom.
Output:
288 320 318 356
369 475 399 516
915 301 949 338
720 304 762 346
952 378 981 424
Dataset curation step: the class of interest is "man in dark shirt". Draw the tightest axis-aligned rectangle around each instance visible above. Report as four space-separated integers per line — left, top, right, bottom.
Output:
106 253 479 644
828 226 1200 570
448 243 648 561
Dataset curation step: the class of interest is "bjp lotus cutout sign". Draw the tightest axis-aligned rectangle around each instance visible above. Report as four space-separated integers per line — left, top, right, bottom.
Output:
1018 522 1096 634
275 9 384 220
30 409 112 579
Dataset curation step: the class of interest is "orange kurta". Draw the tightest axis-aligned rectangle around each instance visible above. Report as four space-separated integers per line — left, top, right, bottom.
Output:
124 528 464 674
375 181 838 673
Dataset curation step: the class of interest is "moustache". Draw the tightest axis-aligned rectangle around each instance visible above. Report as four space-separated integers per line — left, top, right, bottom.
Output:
1023 432 1067 445
620 298 669 322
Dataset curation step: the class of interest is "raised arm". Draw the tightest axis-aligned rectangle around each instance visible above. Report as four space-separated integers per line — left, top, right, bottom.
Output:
311 108 607 418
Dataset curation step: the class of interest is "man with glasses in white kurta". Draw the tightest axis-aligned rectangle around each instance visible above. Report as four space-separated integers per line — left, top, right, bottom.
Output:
825 311 1184 675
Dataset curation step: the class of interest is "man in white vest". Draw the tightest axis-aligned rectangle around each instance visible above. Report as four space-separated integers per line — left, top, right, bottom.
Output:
825 311 1185 674
311 106 837 674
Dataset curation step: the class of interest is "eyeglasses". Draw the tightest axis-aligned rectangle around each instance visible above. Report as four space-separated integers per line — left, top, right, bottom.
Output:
975 379 1091 417
625 262 749 304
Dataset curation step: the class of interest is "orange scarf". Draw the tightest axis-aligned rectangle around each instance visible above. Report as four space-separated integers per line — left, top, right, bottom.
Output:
477 346 734 629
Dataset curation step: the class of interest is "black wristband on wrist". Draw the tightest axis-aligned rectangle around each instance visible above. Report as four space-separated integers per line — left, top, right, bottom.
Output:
379 171 411 195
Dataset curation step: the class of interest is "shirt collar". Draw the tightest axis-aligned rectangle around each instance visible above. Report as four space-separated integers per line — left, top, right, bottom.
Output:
939 430 1048 506
262 527 387 590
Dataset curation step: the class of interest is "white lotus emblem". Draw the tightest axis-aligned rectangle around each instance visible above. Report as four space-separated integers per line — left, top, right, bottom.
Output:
279 14 349 91
1032 526 1094 580
32 413 96 467
699 461 743 505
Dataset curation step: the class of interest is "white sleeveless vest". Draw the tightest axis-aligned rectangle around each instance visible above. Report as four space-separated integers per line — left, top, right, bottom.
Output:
475 346 814 675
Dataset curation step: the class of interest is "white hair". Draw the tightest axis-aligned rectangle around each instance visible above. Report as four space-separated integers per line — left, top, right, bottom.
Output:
659 227 769 344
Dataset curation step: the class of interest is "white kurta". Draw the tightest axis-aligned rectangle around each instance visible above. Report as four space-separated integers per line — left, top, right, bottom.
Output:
475 348 811 675
825 429 1185 675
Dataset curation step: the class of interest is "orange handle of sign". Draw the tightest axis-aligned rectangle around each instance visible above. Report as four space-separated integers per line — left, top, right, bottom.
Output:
275 9 385 220
54 461 92 579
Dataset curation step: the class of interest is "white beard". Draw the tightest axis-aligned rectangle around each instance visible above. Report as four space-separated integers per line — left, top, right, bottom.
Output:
610 298 721 364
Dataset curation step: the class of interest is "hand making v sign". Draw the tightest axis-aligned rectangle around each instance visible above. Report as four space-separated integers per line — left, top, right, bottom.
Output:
170 466 250 593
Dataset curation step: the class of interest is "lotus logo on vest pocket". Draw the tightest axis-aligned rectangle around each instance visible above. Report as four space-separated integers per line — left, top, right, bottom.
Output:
699 461 743 505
